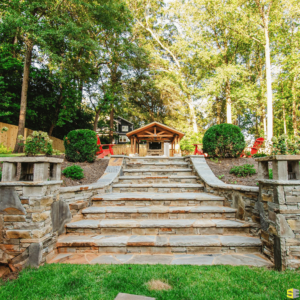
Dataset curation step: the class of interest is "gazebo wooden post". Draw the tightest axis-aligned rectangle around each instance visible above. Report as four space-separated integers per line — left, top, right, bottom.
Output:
138 140 140 155
133 136 136 154
130 138 133 154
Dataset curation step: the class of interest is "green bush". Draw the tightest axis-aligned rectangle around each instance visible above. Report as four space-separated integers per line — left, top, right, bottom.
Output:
203 124 246 158
0 143 12 154
229 164 256 177
64 129 98 163
62 165 84 180
17 131 53 156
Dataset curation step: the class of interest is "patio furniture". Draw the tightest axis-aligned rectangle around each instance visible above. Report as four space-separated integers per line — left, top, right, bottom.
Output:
241 137 265 157
96 136 114 159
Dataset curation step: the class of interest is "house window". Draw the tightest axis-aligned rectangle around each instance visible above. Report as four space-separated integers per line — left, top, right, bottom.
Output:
119 135 129 143
122 125 129 132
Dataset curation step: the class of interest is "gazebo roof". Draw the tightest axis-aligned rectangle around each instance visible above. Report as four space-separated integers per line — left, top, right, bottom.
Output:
126 121 185 140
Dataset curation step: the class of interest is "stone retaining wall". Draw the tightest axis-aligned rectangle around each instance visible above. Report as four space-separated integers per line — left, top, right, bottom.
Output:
0 156 124 270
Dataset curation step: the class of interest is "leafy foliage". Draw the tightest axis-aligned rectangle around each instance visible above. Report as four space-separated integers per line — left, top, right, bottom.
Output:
229 164 256 177
271 135 300 155
252 153 267 158
62 165 84 180
269 168 273 180
180 132 203 152
18 131 53 156
203 124 246 158
0 126 12 154
64 130 98 163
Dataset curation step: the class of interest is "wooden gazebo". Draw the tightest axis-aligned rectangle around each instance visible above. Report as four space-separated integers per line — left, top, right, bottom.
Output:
126 122 185 156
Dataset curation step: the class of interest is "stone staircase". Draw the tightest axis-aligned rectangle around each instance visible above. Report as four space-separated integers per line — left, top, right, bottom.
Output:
57 157 262 258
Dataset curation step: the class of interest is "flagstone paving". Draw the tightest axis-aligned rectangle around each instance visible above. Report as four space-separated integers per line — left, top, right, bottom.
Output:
49 253 272 267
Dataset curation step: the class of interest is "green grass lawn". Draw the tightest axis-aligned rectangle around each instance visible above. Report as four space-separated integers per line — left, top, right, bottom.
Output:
0 264 299 300
0 153 25 157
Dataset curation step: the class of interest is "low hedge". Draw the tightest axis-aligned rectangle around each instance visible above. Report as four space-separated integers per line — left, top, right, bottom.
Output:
64 129 98 163
203 124 245 158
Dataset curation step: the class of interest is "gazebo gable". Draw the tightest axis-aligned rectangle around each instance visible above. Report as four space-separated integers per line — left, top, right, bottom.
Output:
126 122 184 141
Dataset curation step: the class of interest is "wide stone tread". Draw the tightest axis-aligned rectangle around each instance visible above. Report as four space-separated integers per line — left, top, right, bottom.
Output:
92 192 225 201
66 219 253 229
82 205 237 214
57 234 262 248
119 175 197 180
123 169 193 173
112 183 203 188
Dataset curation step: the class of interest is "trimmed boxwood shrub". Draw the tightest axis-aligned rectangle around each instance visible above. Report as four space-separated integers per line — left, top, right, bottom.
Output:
203 124 245 158
64 129 98 163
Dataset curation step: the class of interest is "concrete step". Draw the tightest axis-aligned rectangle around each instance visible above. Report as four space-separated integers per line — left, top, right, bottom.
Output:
57 234 262 255
123 169 194 176
125 157 186 164
66 219 256 235
125 162 190 170
82 205 237 220
112 183 203 193
117 176 198 184
92 192 226 207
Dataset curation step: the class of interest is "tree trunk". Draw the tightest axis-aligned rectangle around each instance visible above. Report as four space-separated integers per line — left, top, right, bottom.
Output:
109 105 114 143
226 79 232 123
216 97 221 125
264 19 273 141
292 77 297 136
93 108 101 131
282 103 287 135
14 40 33 153
261 104 267 138
188 100 198 133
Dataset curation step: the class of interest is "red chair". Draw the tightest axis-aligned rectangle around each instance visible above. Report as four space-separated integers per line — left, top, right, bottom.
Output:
193 144 204 155
96 135 114 159
250 137 264 155
241 137 265 157
193 144 208 157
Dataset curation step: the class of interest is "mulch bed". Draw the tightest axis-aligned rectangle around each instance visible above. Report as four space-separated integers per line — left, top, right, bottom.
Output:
206 157 259 186
61 157 109 187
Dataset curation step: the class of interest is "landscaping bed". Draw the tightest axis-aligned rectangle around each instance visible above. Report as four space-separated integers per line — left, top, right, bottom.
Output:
0 263 298 299
61 157 109 187
206 157 259 186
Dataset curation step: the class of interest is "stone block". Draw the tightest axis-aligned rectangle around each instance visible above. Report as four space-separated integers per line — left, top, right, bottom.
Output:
277 215 295 238
287 220 300 231
33 163 50 181
3 216 26 222
51 163 61 181
0 187 26 215
262 193 273 202
1 162 17 182
257 161 269 180
6 230 31 239
27 242 43 268
23 186 44 197
32 211 51 222
273 161 288 180
286 196 300 203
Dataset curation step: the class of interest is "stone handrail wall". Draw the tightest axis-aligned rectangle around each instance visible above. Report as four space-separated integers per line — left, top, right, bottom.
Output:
59 157 124 220
188 156 260 227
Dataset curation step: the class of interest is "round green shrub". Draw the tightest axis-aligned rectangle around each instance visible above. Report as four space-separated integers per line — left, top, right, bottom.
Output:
62 165 84 180
64 129 98 163
203 124 245 158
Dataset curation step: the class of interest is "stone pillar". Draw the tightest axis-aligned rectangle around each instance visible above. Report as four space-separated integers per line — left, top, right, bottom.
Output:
256 155 300 270
257 161 269 180
1 163 17 182
33 163 50 181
